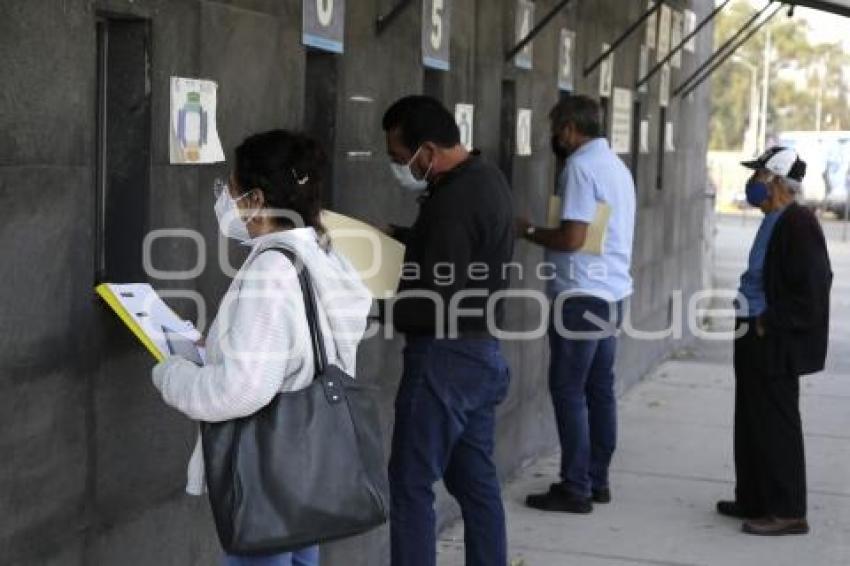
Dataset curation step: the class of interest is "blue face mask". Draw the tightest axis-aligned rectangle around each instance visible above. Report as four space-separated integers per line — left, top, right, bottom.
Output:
745 180 770 207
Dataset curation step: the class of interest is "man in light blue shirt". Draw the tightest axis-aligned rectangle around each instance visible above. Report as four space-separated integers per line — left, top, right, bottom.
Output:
517 95 636 513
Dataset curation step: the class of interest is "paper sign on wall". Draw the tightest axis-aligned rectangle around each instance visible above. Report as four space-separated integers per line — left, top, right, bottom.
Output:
516 108 532 156
657 5 671 63
645 0 658 50
665 121 675 152
169 77 225 165
558 29 576 91
638 45 650 94
423 0 451 70
670 10 683 68
455 103 474 150
303 0 345 53
599 43 613 99
659 64 671 108
515 0 534 69
640 120 650 154
684 10 697 52
611 88 633 155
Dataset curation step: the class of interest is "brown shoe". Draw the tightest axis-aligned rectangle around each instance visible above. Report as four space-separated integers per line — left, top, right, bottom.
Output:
742 517 810 536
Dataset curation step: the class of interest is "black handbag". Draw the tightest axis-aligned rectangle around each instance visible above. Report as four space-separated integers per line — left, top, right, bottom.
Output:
201 246 389 556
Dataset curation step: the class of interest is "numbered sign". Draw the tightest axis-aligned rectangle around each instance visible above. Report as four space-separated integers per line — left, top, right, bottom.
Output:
659 64 671 108
514 0 534 70
684 10 697 53
657 5 671 63
645 0 657 50
455 104 474 150
422 0 451 70
516 108 532 156
558 29 576 92
303 0 345 53
598 43 614 99
611 88 633 155
638 45 649 94
670 10 683 68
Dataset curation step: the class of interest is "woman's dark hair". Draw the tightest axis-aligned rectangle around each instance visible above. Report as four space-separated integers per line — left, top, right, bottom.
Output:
382 95 461 152
234 129 327 242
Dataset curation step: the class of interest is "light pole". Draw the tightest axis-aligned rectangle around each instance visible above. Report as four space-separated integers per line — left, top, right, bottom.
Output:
732 55 760 157
758 27 771 154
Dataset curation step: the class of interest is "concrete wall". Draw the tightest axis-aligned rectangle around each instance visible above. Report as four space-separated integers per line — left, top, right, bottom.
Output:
0 0 713 564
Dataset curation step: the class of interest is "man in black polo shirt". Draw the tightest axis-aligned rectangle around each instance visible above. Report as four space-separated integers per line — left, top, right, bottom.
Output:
381 96 514 566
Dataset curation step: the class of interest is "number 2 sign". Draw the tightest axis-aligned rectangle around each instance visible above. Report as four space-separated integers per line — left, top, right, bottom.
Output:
303 0 345 54
422 0 451 70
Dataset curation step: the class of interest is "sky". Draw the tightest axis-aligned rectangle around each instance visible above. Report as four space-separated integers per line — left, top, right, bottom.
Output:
730 1 850 48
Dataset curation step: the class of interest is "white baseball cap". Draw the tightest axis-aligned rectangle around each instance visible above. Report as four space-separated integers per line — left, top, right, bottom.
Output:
741 146 807 181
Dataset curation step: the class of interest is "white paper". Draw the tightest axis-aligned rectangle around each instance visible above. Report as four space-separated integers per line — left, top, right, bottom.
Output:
516 108 532 156
665 121 675 152
657 5 671 63
105 283 203 361
646 0 658 49
611 88 633 155
170 77 225 165
455 104 475 150
684 10 697 52
559 29 576 91
671 10 683 68
599 43 613 99
659 64 671 108
640 120 650 154
639 45 650 93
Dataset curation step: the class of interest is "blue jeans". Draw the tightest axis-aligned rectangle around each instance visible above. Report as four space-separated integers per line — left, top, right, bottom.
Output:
224 546 319 566
389 337 510 566
549 296 623 498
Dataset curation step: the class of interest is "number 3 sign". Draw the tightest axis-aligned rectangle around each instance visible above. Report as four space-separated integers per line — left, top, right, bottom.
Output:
422 0 451 70
303 0 345 53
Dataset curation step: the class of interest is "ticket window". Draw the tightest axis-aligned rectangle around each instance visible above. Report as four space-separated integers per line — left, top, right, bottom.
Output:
630 100 642 182
303 50 339 207
95 17 152 284
423 69 446 102
657 107 667 190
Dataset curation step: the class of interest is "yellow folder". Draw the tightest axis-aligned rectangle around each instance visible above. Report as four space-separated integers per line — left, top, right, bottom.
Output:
95 283 202 362
321 210 406 298
547 196 612 255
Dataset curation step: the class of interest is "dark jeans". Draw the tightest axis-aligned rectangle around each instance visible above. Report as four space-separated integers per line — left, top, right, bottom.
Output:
389 337 510 566
224 547 318 566
733 318 807 518
548 296 622 499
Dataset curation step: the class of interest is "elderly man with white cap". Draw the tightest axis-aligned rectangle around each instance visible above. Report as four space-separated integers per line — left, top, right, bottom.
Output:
716 147 833 536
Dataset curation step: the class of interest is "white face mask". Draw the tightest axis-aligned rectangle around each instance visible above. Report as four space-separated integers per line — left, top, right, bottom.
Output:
390 146 432 191
213 180 257 242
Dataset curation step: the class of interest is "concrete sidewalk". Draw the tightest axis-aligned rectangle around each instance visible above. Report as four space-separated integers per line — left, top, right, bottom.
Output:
437 216 850 566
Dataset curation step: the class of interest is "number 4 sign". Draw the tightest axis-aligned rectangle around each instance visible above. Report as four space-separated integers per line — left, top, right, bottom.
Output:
303 0 345 53
423 0 451 70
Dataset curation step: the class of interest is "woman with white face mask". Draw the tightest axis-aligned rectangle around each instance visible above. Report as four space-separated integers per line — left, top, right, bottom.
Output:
151 130 373 566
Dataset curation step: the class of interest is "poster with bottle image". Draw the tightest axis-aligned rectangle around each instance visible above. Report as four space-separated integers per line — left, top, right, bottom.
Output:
169 77 225 165
514 0 534 69
516 109 532 156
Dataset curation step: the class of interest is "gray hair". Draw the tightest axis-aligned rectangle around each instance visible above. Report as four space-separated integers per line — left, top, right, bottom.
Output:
775 175 802 194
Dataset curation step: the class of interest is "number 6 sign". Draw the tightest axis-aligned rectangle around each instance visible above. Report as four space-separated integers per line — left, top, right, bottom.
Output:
422 0 451 70
303 0 345 53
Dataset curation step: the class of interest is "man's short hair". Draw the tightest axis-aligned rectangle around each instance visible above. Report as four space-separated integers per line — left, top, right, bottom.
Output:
549 95 602 138
382 95 461 152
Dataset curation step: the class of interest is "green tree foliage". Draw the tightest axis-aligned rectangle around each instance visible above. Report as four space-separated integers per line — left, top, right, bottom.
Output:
709 2 850 150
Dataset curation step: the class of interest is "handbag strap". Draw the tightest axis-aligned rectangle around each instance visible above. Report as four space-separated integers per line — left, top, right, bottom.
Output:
260 246 328 375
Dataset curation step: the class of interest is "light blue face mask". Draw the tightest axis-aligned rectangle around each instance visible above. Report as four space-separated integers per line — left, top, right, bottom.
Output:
389 146 432 191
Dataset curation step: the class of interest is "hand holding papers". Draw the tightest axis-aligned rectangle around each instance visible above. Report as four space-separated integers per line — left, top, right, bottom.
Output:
96 283 204 364
321 210 405 298
547 196 612 255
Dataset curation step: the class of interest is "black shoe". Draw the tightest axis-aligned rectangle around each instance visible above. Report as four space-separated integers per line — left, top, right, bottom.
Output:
716 500 761 520
742 517 810 536
527 485 593 514
592 487 612 504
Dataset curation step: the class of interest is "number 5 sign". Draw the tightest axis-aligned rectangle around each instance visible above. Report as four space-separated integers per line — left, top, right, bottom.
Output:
422 0 451 70
303 0 345 53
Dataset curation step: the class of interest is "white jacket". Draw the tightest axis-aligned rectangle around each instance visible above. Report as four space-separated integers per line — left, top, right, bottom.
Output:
152 227 372 495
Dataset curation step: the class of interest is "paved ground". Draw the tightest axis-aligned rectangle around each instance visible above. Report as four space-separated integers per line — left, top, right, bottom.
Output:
437 213 850 566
